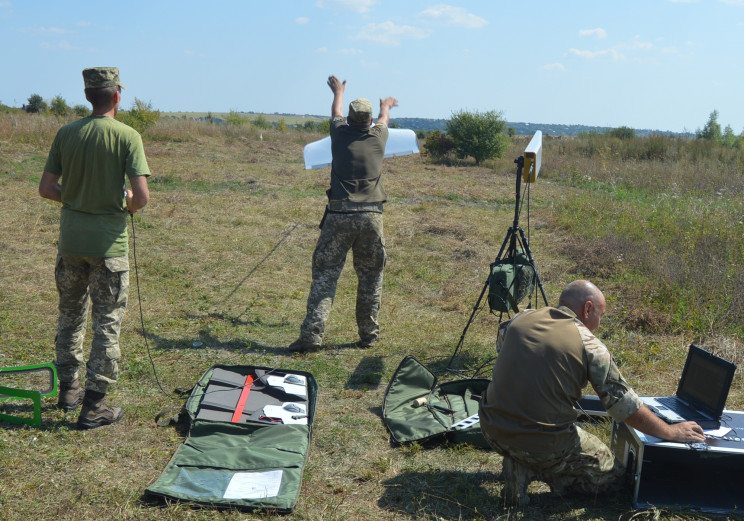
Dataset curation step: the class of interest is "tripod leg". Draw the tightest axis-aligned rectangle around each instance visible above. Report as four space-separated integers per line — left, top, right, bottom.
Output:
447 229 514 371
447 276 490 370
516 227 548 307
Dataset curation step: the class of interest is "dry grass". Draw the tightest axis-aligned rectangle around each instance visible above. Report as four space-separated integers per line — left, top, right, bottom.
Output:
1 114 742 521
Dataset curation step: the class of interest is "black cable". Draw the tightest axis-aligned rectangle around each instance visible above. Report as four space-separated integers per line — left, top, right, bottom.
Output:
226 222 300 320
130 213 177 400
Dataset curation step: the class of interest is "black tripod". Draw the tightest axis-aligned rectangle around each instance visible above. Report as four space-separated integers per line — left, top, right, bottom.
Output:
446 155 548 371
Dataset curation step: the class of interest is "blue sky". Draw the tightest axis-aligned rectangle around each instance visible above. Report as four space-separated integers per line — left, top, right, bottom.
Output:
1 0 743 133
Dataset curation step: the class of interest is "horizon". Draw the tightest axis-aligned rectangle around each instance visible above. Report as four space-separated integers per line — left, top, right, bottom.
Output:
2 1 743 135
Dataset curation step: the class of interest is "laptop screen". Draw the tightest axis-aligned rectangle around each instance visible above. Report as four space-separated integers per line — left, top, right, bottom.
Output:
677 344 737 415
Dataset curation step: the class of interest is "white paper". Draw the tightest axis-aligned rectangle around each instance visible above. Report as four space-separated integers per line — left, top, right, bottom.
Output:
704 426 732 437
303 127 420 170
223 470 283 499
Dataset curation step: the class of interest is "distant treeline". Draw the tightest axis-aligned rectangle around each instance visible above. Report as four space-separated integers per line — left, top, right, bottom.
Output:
388 117 689 138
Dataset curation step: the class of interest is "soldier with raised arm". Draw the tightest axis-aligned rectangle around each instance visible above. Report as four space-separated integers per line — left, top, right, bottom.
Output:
289 75 398 352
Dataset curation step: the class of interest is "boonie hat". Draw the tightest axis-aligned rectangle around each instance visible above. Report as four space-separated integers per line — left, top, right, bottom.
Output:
348 98 372 123
82 67 127 89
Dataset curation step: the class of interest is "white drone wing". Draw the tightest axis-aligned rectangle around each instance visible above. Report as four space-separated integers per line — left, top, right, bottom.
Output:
303 127 420 170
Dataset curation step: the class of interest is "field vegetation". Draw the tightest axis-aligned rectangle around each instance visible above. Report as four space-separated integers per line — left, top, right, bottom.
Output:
1 110 743 521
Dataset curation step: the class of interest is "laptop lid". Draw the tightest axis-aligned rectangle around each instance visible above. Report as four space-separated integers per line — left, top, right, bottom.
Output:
676 344 737 419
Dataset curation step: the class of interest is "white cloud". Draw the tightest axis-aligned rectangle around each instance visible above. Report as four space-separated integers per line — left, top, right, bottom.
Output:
569 48 625 60
542 63 565 71
41 39 79 51
23 26 73 35
418 4 488 28
316 0 376 13
296 17 310 25
579 28 607 39
354 21 430 46
315 47 328 53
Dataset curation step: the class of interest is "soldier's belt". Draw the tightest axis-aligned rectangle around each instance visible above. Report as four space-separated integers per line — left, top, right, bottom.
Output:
327 200 383 213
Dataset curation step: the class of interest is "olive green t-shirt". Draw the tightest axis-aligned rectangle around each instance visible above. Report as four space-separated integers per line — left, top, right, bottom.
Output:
44 116 151 257
328 116 388 203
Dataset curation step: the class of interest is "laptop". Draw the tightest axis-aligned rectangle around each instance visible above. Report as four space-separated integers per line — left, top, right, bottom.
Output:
642 344 737 430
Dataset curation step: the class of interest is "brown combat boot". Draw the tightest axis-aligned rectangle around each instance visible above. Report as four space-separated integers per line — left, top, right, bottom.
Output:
501 455 535 507
57 379 84 411
76 390 123 430
287 338 322 353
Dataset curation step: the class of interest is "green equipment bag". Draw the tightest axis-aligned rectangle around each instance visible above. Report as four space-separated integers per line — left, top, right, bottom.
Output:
488 249 535 313
382 355 490 448
146 364 318 513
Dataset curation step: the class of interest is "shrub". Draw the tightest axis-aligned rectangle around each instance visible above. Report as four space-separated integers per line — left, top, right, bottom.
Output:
316 119 331 134
226 110 246 126
116 98 160 134
423 130 455 163
607 126 635 140
50 95 70 117
696 110 722 142
25 93 48 114
73 104 90 117
252 114 271 129
446 109 508 164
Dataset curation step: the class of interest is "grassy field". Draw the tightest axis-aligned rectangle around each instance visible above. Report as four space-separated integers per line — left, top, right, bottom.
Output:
1 112 743 521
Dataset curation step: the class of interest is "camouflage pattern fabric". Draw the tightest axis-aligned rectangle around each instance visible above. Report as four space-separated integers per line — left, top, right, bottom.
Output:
54 254 129 394
572 314 643 421
299 211 386 345
483 426 625 495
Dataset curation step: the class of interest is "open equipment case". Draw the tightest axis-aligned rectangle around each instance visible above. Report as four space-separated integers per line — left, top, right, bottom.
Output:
382 355 490 448
146 364 318 513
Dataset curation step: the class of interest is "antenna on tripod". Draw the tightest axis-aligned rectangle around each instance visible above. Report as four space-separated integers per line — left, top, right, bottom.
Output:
446 132 548 372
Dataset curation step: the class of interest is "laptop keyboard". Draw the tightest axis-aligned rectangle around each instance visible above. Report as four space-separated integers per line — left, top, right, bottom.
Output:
656 396 700 418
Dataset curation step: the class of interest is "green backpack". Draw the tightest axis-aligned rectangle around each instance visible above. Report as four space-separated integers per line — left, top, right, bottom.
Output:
488 249 535 313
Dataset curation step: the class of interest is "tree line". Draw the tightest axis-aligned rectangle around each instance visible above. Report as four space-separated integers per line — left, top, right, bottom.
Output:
7 94 743 165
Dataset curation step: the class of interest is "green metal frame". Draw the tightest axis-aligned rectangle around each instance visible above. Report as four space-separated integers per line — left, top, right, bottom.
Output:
0 360 58 428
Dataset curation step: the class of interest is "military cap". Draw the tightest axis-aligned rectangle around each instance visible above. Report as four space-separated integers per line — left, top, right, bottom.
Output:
82 67 126 89
348 98 372 124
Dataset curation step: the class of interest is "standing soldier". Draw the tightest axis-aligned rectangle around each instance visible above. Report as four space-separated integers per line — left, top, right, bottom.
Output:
39 67 151 429
289 75 397 352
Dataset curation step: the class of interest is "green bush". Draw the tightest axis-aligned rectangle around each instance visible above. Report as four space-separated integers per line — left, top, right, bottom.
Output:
446 109 508 164
423 130 455 163
226 110 246 126
607 126 635 140
50 95 70 117
73 104 89 117
25 93 48 114
316 119 331 134
116 98 160 134
252 114 271 129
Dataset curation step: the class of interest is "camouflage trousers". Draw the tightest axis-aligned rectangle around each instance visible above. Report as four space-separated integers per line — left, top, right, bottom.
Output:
483 426 625 495
299 211 386 345
54 254 129 394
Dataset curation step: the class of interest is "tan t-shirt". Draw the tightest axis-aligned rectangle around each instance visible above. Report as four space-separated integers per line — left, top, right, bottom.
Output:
479 306 642 454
